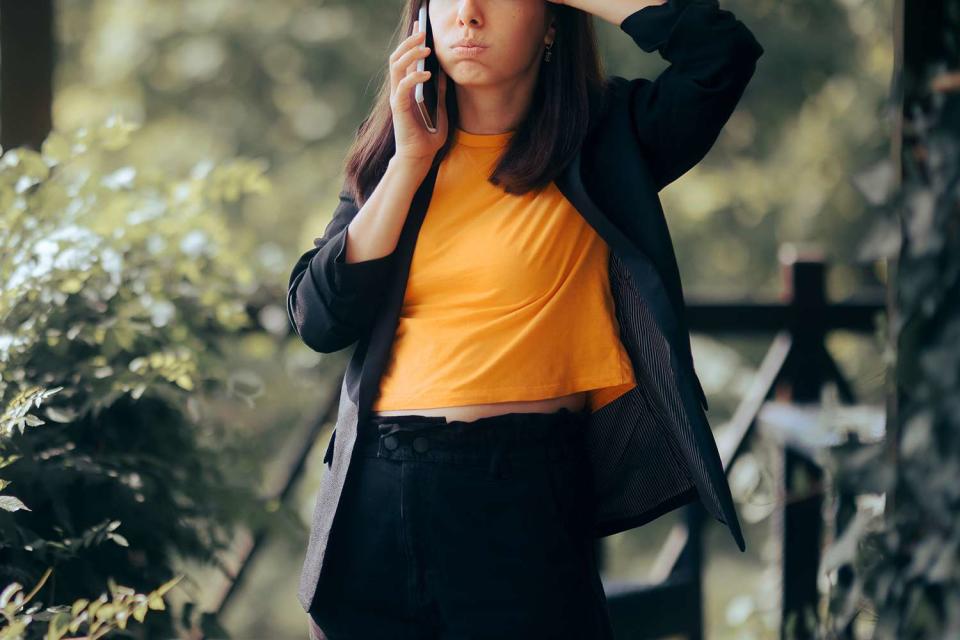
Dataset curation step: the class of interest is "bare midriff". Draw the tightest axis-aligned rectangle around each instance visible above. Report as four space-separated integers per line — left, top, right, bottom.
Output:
371 390 587 423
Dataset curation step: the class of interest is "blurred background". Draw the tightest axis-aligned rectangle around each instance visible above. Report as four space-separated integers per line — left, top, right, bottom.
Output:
0 0 905 638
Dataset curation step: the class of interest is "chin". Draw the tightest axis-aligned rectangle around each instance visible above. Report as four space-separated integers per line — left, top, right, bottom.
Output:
449 70 498 87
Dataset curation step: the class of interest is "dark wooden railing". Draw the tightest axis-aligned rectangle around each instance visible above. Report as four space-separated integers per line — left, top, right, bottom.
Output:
595 249 885 640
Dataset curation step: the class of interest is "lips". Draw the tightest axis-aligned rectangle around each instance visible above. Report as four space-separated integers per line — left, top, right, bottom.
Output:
453 39 487 48
452 42 488 57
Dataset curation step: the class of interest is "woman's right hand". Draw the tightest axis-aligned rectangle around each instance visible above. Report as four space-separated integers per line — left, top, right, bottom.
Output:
389 19 449 168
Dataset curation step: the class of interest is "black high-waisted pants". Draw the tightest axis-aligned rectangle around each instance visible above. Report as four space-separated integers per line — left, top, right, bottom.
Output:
307 406 614 639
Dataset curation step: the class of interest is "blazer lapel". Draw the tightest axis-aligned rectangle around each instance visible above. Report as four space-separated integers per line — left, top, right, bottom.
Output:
357 159 442 427
554 152 685 358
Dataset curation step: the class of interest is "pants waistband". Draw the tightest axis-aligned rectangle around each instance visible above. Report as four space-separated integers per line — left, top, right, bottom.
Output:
355 406 590 463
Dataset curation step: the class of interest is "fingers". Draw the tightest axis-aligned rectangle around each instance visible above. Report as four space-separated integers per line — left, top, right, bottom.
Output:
399 68 431 98
392 46 430 101
395 19 426 59
390 20 428 94
392 68 431 114
400 42 430 78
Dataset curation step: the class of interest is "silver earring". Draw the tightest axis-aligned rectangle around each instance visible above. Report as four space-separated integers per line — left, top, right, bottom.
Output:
544 42 553 62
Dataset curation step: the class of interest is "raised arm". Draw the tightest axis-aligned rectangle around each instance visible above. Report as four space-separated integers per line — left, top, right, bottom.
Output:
611 0 764 191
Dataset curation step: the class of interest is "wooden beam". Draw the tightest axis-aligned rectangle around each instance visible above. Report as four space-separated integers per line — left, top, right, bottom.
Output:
0 0 55 151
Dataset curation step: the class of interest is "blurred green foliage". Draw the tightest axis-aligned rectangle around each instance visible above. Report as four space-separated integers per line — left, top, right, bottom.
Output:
816 0 960 636
0 116 270 638
0 561 178 640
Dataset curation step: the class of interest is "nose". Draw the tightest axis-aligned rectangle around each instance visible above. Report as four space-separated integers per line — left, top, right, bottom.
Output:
456 0 482 27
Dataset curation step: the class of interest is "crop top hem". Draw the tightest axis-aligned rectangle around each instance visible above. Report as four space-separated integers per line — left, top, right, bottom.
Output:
372 372 636 411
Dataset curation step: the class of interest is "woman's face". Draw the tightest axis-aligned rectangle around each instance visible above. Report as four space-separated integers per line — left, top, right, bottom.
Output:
428 0 555 88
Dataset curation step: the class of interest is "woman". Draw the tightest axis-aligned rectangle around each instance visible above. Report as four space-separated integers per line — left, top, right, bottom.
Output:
288 0 763 637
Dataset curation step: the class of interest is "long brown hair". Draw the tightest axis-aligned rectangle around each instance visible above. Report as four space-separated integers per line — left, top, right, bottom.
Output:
342 1 606 206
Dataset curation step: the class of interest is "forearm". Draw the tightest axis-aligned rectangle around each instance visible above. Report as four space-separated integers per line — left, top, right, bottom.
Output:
562 0 668 28
344 156 431 264
600 0 763 191
286 155 429 353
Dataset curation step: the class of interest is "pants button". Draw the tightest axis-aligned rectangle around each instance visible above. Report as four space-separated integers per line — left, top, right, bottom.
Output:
383 435 399 450
412 436 429 453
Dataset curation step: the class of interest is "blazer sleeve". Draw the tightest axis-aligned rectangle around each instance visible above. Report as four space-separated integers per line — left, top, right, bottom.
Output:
615 0 764 191
286 183 397 353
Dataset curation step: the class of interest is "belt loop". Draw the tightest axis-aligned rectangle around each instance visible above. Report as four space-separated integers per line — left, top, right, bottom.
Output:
377 423 401 437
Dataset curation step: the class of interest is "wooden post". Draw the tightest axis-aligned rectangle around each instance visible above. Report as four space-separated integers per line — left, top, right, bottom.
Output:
773 249 827 640
0 0 55 151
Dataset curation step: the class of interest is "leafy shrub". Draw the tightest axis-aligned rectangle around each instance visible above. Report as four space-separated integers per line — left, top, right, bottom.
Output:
0 115 270 639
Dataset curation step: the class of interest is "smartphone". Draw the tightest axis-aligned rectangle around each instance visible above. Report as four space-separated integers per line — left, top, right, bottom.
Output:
414 1 439 133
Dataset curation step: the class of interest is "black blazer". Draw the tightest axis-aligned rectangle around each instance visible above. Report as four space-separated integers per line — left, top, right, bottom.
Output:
287 0 763 615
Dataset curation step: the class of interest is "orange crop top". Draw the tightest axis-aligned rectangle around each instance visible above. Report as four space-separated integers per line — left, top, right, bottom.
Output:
371 127 637 414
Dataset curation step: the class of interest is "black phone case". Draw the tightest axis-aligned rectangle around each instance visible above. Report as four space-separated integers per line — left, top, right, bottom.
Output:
418 13 440 130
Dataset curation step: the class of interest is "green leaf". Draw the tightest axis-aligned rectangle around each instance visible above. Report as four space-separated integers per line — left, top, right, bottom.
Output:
0 495 31 512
